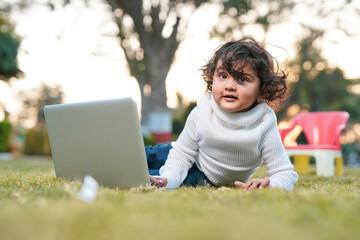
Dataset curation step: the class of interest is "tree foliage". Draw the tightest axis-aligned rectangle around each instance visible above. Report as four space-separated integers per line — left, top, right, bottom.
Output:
213 0 295 41
0 8 22 81
282 28 360 122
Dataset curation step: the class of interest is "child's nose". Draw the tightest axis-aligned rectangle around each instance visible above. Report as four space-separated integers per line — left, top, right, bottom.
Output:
225 77 236 89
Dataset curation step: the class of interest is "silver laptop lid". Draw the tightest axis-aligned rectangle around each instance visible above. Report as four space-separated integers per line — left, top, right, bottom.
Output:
44 98 150 188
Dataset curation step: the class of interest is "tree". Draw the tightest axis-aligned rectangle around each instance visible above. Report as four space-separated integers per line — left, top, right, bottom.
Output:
0 6 22 81
17 83 65 127
281 28 360 122
105 0 209 135
0 5 23 121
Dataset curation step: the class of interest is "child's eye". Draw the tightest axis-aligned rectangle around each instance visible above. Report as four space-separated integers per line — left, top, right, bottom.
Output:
235 77 248 84
219 73 227 79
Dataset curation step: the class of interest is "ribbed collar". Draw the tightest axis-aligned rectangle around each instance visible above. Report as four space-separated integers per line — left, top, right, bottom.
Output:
198 92 268 127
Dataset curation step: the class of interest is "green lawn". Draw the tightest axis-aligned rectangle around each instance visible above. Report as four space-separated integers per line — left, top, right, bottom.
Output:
1 156 359 240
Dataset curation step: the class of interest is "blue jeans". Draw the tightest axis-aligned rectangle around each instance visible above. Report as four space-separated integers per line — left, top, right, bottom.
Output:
145 143 207 187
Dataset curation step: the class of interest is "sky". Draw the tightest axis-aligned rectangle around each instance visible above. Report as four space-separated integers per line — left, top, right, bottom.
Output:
1 0 360 126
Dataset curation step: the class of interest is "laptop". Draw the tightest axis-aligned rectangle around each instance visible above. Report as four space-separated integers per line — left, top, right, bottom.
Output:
44 98 151 189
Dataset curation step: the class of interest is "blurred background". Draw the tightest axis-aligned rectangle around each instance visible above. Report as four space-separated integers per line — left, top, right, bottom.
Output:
0 0 359 165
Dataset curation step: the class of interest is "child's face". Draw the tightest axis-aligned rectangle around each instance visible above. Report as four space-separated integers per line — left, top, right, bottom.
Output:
212 60 261 113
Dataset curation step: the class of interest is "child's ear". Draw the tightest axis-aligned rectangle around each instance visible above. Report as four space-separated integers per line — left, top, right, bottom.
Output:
257 88 265 102
257 93 264 103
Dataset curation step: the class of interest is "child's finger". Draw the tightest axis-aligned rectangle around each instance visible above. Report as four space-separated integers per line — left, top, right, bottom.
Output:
259 177 270 189
234 181 246 188
250 180 262 190
244 179 254 190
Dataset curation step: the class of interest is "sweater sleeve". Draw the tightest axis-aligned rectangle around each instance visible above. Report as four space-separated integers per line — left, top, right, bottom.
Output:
260 113 299 191
159 107 200 189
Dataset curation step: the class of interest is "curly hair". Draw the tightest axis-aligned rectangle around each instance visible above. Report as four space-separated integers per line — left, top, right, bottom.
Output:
201 36 288 103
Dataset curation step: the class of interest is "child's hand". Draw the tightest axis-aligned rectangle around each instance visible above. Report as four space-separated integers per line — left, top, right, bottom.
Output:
234 177 270 190
149 175 168 188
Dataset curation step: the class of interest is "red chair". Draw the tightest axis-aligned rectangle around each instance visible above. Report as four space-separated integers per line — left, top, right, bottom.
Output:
279 111 349 176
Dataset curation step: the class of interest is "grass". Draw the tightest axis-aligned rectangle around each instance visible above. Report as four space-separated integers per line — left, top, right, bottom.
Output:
1 156 360 240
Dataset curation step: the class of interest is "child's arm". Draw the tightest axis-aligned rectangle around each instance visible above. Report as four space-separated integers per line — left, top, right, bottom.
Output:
158 108 200 189
234 177 270 190
260 113 299 191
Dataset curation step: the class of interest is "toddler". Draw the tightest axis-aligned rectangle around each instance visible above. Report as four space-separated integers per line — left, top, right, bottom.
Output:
148 36 298 191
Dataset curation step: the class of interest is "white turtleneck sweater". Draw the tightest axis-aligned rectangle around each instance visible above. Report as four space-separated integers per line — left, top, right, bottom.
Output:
160 93 298 191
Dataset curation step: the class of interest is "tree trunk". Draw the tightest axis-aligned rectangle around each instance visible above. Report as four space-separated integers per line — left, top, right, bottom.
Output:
137 34 173 142
107 0 181 142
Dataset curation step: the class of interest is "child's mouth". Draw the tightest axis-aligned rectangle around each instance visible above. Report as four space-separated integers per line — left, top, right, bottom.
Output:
223 95 238 100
